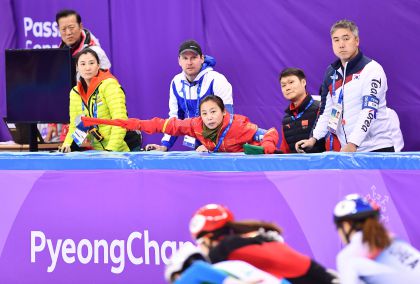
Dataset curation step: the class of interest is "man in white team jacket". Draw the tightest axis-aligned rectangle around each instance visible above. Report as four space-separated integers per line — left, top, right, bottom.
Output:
296 19 395 152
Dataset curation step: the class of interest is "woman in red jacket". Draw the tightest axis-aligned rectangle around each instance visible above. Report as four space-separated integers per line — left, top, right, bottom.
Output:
189 204 338 284
81 95 278 153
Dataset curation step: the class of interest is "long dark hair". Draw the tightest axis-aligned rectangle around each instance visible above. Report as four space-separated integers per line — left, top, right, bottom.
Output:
350 217 391 251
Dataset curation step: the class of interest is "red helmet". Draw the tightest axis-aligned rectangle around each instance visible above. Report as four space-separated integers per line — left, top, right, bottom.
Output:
189 204 234 239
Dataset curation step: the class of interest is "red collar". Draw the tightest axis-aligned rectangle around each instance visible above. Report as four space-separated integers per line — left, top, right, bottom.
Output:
289 94 309 112
77 70 115 104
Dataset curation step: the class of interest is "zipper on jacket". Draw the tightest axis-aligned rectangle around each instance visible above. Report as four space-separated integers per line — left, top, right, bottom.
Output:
84 83 102 118
340 63 349 144
84 83 106 150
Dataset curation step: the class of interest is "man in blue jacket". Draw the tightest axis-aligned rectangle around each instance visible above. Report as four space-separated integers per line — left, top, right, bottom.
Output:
146 40 234 151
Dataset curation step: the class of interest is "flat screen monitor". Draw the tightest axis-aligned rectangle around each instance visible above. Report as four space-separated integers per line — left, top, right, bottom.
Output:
5 48 72 123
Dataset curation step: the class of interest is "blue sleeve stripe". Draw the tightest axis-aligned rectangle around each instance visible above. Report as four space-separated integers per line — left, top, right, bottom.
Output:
161 136 177 149
225 104 234 114
253 128 267 142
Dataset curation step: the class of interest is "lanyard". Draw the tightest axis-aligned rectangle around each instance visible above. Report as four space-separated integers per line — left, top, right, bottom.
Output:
329 65 347 141
213 114 234 153
329 132 334 151
331 70 344 104
332 61 348 104
291 98 314 121
181 76 204 118
81 91 98 118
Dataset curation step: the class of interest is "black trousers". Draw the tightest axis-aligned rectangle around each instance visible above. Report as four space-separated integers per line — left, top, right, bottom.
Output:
371 146 395 152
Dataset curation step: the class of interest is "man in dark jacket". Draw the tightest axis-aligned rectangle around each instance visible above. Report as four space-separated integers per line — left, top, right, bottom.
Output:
279 68 325 153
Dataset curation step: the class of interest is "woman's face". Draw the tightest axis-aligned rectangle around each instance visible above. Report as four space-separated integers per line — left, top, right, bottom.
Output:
77 53 100 81
200 101 225 129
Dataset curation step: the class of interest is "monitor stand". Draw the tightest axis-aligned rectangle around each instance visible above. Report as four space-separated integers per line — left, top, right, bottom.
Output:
29 123 39 152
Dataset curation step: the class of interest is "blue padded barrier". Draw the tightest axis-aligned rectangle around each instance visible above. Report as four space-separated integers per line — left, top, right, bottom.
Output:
0 151 419 171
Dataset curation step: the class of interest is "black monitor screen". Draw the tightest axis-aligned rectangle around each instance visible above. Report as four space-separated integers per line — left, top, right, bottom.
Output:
5 48 72 123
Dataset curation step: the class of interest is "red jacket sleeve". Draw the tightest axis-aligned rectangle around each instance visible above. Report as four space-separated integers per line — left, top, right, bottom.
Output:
325 133 341 151
261 127 279 154
140 117 199 138
279 127 291 153
228 242 311 279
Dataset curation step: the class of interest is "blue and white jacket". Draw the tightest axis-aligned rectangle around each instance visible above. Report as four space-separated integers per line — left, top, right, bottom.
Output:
312 51 394 152
337 231 420 284
162 56 233 149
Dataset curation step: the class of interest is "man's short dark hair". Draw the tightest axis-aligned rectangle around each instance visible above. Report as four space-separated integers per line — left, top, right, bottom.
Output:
56 9 82 25
279 68 306 81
